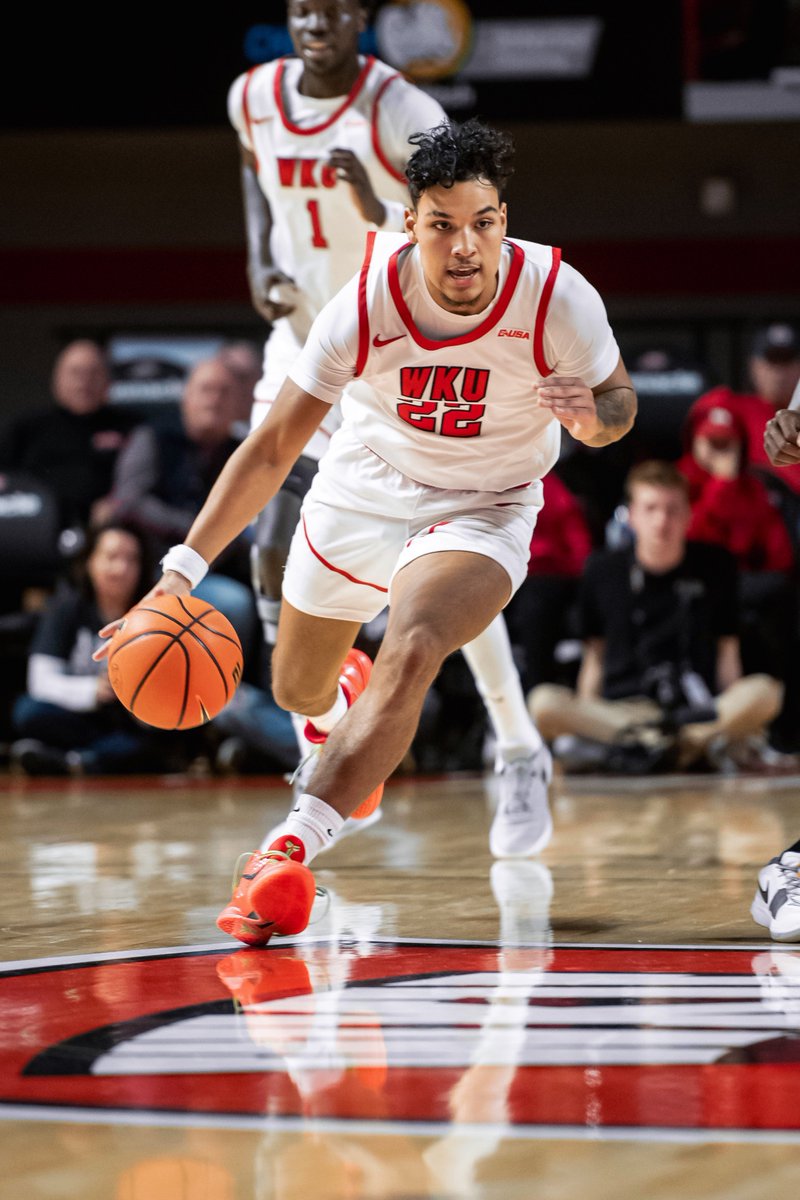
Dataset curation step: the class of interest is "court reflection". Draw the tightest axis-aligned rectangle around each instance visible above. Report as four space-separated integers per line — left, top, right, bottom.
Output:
217 861 554 1198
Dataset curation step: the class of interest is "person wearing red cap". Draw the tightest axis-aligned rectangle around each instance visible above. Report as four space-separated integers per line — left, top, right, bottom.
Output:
688 323 800 494
678 401 794 575
677 398 797 755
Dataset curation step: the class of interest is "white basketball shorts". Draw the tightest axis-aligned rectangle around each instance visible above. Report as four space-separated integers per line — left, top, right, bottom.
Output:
282 425 543 623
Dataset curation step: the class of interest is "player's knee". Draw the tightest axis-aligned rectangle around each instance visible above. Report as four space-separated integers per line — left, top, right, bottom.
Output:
271 671 323 716
747 673 784 723
379 624 448 693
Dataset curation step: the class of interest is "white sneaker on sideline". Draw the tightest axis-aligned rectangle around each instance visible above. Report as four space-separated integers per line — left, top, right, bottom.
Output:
751 852 800 941
489 745 553 858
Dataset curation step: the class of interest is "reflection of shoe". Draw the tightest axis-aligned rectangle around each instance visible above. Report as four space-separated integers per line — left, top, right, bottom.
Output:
489 746 553 857
217 950 312 1005
751 949 800 1015
217 950 315 1053
11 739 78 777
301 648 384 821
490 859 553 947
216 850 316 947
751 852 800 941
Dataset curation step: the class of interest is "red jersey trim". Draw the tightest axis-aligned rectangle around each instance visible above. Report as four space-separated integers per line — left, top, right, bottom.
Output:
371 74 407 183
533 246 562 377
274 56 375 136
355 230 377 377
302 516 388 593
387 240 526 350
242 67 260 171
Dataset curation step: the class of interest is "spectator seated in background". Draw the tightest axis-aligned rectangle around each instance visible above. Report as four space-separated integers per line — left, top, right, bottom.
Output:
529 461 785 775
10 522 182 776
217 340 262 441
504 472 593 694
0 340 136 534
688 323 800 520
108 356 259 668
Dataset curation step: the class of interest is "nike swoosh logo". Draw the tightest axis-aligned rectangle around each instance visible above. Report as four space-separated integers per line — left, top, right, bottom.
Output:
373 333 404 348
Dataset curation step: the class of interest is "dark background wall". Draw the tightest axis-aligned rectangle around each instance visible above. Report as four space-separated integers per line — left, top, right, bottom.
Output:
1 1 798 412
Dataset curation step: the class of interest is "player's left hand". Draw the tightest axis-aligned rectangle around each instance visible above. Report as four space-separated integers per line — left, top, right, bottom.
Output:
92 571 191 661
537 376 600 442
327 148 386 226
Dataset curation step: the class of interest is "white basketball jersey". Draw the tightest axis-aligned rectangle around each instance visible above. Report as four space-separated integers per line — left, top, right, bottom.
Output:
234 56 414 324
343 233 567 492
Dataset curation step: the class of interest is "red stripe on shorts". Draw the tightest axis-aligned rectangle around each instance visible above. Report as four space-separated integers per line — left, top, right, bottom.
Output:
405 519 452 548
303 515 388 593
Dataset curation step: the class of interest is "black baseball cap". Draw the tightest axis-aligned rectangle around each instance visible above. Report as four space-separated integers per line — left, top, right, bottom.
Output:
750 323 800 364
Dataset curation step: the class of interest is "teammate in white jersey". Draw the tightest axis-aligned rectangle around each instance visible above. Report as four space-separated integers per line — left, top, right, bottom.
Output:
96 121 636 945
229 0 444 637
229 0 563 857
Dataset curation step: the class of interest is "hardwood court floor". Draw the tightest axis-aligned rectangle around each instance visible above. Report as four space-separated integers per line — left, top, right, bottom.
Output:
2 766 800 1199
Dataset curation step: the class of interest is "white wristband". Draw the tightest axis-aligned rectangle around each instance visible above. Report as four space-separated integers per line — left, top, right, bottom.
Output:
160 544 209 589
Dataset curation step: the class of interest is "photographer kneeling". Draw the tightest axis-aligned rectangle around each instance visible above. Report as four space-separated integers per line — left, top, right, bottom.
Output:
529 461 783 774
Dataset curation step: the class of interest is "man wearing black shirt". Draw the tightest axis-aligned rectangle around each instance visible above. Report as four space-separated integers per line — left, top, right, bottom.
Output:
530 461 783 770
0 340 136 530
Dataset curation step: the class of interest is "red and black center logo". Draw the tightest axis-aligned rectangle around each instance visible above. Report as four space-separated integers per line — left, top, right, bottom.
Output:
2 943 800 1133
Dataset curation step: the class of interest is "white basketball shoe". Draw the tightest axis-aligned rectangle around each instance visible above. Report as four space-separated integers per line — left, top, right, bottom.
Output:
489 744 553 858
751 851 800 942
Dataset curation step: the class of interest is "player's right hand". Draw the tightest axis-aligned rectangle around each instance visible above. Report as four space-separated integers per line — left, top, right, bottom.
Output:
764 409 800 466
250 267 299 323
91 571 192 661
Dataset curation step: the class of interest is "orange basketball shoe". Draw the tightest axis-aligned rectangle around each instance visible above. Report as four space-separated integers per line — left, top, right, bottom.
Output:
304 648 383 821
216 846 316 947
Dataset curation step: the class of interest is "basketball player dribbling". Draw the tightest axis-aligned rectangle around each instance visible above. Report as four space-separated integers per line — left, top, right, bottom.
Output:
231 0 557 858
97 120 637 945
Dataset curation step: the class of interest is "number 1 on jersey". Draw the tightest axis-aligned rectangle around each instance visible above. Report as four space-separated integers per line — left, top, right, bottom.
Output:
306 199 328 249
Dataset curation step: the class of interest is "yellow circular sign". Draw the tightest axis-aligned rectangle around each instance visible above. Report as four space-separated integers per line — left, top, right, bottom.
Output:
375 0 473 82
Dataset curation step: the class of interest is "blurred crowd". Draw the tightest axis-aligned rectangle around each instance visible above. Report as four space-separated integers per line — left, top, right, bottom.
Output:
1 320 799 780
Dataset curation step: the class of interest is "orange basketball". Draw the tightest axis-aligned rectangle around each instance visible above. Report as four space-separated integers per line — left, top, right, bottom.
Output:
107 594 243 730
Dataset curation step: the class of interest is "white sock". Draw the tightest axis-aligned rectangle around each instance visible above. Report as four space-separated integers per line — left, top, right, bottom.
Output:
273 793 345 864
290 711 315 759
307 686 349 735
461 615 543 761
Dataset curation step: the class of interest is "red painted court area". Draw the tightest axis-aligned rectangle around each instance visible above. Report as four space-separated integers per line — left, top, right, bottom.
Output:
3 943 800 1135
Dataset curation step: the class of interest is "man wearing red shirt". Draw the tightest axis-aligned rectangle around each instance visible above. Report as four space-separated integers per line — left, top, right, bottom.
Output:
689 323 800 493
678 401 794 573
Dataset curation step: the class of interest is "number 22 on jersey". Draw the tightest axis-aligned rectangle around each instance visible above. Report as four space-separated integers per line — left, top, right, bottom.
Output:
395 365 490 439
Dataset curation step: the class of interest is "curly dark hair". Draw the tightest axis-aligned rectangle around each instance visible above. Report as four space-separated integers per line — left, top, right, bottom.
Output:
405 120 515 207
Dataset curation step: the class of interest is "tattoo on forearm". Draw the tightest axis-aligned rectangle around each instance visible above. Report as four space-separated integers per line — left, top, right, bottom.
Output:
589 386 637 445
